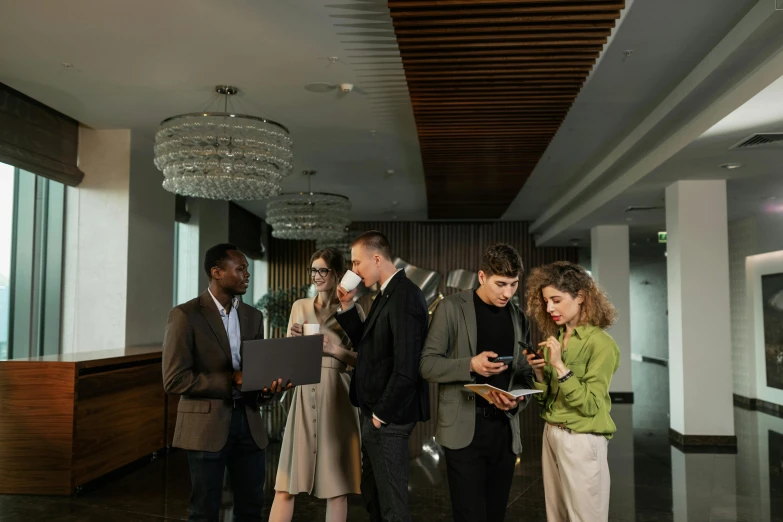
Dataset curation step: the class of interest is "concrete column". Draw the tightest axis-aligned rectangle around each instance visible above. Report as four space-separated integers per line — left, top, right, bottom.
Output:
62 129 176 352
666 180 735 448
591 225 633 399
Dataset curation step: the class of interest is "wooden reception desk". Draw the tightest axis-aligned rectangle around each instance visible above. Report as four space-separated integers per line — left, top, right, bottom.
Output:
0 346 173 495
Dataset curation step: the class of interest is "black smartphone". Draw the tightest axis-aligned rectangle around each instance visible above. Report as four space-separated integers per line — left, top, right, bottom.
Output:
489 356 514 365
519 341 542 360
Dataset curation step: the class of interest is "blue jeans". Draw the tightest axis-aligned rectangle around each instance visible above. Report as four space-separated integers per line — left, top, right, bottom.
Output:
187 408 265 522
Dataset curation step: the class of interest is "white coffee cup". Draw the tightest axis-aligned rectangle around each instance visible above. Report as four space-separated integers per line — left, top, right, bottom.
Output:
340 270 362 292
303 323 320 336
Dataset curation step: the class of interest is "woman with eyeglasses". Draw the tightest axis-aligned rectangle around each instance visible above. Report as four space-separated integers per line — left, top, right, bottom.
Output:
269 247 363 522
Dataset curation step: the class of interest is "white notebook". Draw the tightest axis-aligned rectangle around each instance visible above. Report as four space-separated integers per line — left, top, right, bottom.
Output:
464 384 543 402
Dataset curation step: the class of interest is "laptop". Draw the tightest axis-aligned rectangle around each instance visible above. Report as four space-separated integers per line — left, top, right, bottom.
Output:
240 335 323 392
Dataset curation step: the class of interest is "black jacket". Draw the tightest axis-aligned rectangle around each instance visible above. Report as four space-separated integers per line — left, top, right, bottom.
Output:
336 271 431 424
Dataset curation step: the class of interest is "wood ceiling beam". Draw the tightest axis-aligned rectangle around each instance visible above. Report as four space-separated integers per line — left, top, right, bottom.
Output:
390 4 625 18
390 13 621 26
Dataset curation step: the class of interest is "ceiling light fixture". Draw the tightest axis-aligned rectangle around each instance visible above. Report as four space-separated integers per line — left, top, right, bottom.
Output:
720 163 743 170
266 170 351 241
153 85 293 200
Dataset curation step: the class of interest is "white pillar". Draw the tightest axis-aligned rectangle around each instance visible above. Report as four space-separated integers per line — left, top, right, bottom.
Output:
62 129 176 352
590 225 632 397
62 129 131 353
666 180 735 446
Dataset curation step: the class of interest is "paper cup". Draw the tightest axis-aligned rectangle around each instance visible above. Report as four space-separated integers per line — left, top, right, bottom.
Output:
340 270 362 292
303 323 321 336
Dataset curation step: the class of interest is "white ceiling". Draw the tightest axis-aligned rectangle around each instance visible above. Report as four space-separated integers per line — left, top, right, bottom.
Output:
511 0 783 246
0 0 426 221
564 73 783 245
503 0 760 223
3 0 780 238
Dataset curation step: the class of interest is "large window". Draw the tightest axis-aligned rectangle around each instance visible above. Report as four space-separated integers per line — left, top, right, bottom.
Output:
0 163 65 360
173 220 199 306
0 164 14 360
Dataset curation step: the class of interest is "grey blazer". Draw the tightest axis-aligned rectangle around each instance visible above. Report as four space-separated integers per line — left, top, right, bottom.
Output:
420 289 534 454
162 291 270 452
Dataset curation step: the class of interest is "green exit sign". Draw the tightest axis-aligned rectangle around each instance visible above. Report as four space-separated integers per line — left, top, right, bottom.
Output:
658 231 667 243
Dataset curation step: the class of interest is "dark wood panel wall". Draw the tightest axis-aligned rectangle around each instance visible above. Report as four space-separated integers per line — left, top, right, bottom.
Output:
267 221 578 343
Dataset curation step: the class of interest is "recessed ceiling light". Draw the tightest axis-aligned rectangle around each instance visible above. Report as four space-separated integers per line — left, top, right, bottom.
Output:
386 169 395 175
720 163 742 170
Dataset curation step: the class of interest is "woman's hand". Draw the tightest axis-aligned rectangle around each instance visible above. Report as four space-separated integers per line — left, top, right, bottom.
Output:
289 323 303 337
524 349 546 383
539 336 569 377
322 335 335 356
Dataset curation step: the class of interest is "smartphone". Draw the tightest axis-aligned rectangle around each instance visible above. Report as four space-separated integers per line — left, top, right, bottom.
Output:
519 341 542 360
489 355 514 365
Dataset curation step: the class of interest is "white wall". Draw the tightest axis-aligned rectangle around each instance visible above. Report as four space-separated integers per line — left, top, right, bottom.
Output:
729 213 783 402
630 249 668 360
125 132 175 346
591 225 633 394
62 128 131 353
194 199 230 293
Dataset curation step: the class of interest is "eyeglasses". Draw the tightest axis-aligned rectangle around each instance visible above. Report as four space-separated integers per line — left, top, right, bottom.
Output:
309 268 332 278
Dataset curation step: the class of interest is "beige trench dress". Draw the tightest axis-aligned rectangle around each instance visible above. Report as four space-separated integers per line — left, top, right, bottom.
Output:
274 298 363 498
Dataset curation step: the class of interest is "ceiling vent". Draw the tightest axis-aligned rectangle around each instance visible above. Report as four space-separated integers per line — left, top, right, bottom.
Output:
624 206 664 213
730 133 783 150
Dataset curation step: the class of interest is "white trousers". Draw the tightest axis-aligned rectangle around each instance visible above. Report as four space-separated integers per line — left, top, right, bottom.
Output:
542 423 610 522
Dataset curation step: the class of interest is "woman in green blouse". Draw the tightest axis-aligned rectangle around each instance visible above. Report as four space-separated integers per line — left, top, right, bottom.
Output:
524 261 619 522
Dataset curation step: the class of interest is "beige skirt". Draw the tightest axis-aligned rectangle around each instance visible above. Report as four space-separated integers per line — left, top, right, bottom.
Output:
274 356 361 498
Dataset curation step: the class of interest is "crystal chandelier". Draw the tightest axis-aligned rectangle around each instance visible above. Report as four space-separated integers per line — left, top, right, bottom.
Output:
266 171 351 241
153 85 293 200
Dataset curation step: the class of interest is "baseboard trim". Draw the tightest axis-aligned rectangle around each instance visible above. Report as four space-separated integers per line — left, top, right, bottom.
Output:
668 428 737 454
641 355 668 368
610 392 634 404
733 394 783 418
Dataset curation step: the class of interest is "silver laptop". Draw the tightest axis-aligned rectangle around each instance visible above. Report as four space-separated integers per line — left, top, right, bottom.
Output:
241 336 323 392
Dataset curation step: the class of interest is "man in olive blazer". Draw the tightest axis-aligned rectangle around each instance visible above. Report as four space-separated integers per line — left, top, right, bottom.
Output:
163 243 285 522
420 243 534 522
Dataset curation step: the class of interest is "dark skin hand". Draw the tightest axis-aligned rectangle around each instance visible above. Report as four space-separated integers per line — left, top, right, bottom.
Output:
232 373 293 394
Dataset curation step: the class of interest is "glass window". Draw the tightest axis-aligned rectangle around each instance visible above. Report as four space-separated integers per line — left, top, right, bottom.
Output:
174 221 199 305
0 163 65 359
0 164 14 360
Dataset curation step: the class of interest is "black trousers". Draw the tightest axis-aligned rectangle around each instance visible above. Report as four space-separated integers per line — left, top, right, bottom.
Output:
444 413 517 522
360 413 416 522
186 408 265 522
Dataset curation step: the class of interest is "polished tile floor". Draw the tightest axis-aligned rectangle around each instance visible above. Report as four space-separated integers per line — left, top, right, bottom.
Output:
1 362 782 521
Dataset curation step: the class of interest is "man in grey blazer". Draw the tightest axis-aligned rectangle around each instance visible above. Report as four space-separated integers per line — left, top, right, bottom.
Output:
420 243 534 522
163 243 288 522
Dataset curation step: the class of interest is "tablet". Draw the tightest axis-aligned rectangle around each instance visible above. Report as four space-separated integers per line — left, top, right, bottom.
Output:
241 336 323 392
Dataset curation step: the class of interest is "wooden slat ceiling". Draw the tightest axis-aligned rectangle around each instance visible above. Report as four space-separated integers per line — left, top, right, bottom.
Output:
387 0 625 219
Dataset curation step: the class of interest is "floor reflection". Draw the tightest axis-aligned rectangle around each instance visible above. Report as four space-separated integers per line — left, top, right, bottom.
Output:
1 362 782 520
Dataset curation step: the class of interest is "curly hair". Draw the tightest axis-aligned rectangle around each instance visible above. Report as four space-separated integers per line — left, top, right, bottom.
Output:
525 261 616 337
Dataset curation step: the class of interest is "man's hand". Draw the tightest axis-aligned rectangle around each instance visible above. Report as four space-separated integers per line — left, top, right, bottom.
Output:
261 378 293 395
487 390 524 412
372 416 382 429
232 371 243 386
470 351 508 377
336 285 357 310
